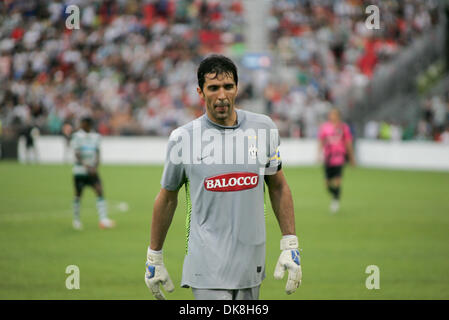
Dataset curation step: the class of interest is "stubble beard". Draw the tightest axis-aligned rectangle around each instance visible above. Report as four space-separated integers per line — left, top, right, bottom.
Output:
208 100 234 123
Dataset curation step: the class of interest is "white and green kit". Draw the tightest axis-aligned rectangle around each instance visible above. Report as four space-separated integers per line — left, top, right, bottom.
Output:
70 129 109 224
71 129 101 175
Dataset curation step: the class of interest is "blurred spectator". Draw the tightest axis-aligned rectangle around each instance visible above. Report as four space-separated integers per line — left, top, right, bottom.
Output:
422 98 434 123
401 123 415 141
414 93 449 141
378 121 392 140
390 121 402 142
364 120 379 139
432 96 446 128
18 119 40 163
416 119 432 140
440 125 449 144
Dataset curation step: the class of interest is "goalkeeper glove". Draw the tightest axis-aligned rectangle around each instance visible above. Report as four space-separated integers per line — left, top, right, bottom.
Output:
145 247 174 300
274 235 302 294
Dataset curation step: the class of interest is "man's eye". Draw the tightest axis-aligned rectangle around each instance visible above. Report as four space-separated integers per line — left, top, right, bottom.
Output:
225 85 234 90
208 86 218 91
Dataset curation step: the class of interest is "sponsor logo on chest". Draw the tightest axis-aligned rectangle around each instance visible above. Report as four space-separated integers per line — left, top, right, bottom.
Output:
204 172 259 192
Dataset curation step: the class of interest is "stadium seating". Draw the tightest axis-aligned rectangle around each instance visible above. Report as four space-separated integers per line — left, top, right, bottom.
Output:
0 0 245 137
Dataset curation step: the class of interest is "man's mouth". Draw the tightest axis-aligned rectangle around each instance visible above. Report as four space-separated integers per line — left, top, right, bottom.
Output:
214 102 230 112
215 105 228 112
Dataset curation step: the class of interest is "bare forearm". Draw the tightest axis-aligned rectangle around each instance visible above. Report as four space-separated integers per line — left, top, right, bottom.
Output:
75 151 94 168
75 151 82 164
268 183 296 236
150 191 178 251
95 150 100 167
317 140 324 163
346 142 355 164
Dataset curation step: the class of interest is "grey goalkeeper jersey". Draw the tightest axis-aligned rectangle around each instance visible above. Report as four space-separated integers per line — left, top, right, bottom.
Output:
161 109 282 289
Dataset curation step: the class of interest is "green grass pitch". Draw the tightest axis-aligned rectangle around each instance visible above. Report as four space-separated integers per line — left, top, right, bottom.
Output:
0 162 448 299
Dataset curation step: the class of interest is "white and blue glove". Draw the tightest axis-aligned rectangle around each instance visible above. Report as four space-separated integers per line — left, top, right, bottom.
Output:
274 235 302 294
145 247 174 300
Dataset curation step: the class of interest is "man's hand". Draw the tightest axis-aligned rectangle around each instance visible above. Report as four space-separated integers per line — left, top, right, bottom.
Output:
145 247 174 300
350 159 356 167
274 235 302 295
84 164 97 176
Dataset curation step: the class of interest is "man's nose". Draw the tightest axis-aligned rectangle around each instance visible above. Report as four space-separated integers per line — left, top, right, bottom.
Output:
217 87 226 100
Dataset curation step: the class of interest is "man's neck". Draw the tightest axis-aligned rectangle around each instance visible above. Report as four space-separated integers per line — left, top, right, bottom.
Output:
331 120 341 126
208 109 238 127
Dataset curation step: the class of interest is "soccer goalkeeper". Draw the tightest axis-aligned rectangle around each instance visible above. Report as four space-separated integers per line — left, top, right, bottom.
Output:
144 55 302 300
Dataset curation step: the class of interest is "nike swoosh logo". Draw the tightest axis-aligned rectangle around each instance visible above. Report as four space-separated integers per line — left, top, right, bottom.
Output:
197 155 210 161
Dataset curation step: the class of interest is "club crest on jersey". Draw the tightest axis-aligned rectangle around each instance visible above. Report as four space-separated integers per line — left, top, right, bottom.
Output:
204 172 259 192
248 144 258 160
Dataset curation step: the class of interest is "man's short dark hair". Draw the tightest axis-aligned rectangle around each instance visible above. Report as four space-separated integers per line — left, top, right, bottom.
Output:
197 55 238 91
81 116 93 125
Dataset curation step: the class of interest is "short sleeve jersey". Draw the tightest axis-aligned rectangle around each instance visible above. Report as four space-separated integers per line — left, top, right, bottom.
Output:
318 121 352 167
71 129 101 175
161 109 281 289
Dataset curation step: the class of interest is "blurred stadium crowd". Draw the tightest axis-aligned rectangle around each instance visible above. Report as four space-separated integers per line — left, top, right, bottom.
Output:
363 93 449 143
0 0 245 138
0 0 447 142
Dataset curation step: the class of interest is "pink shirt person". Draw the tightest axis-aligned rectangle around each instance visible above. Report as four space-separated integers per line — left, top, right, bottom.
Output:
318 121 353 167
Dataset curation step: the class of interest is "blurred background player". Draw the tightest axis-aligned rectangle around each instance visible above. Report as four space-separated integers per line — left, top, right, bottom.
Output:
318 108 356 213
71 116 115 230
19 119 40 164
